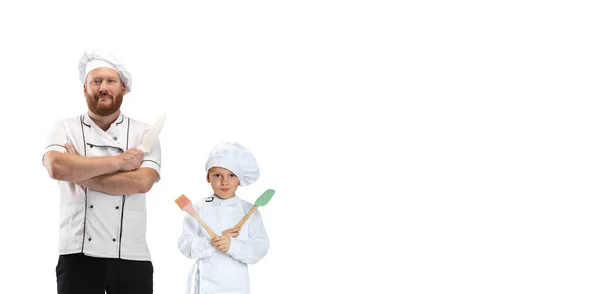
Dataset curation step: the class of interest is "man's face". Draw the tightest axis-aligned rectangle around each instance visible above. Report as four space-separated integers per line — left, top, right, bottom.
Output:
84 67 125 116
207 167 240 199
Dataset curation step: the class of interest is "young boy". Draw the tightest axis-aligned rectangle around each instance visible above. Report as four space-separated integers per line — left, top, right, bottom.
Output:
178 142 270 294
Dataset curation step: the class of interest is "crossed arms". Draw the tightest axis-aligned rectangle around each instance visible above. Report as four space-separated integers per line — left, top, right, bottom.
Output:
43 142 159 195
178 204 270 265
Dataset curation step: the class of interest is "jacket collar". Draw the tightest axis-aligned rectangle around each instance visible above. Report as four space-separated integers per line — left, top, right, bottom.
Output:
208 195 240 208
81 112 124 128
81 112 128 150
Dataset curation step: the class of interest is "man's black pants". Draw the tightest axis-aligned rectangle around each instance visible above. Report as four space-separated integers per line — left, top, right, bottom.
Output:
56 253 153 294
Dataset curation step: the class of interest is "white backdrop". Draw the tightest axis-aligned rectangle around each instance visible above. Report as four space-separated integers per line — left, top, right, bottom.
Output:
1 0 599 293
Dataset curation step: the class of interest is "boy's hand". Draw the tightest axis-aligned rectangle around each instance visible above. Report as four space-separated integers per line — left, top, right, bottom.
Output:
212 235 231 252
222 228 240 238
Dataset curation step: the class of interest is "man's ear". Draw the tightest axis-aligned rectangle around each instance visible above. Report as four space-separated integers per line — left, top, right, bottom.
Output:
206 174 210 183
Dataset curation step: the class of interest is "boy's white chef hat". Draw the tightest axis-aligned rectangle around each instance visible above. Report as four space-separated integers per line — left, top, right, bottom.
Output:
78 49 132 94
205 142 260 186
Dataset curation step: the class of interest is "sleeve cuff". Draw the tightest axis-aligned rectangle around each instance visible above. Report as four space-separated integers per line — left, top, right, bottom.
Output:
140 160 161 182
192 237 215 259
44 145 67 154
42 145 67 164
227 237 242 257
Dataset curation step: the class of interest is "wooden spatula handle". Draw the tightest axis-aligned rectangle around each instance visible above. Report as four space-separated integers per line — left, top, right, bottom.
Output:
192 213 218 238
234 205 258 230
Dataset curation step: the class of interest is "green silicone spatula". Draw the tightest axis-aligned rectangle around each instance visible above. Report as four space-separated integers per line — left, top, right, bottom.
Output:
234 189 275 229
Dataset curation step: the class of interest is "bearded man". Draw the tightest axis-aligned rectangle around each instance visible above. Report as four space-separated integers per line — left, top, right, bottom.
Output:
42 50 162 294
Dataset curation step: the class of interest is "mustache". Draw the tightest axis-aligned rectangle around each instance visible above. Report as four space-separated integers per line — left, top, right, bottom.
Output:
94 93 113 99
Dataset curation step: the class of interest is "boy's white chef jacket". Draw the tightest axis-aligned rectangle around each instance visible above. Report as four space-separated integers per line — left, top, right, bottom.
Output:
43 113 161 261
178 195 270 294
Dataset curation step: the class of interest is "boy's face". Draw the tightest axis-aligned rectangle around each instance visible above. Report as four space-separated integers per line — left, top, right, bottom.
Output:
207 167 240 199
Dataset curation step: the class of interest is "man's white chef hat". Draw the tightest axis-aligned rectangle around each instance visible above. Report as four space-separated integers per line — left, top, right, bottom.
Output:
78 49 132 94
205 142 260 187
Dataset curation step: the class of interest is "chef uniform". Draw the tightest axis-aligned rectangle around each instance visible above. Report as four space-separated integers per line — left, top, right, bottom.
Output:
43 50 161 294
178 142 269 294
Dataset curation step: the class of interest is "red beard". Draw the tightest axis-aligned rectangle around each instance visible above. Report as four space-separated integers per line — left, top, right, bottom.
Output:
85 91 123 116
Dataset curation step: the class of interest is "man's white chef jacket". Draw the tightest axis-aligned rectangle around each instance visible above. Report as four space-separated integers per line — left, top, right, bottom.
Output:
43 113 161 261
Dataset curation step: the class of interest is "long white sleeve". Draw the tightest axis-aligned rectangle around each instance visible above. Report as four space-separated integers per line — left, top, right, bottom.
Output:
226 209 270 264
178 204 216 259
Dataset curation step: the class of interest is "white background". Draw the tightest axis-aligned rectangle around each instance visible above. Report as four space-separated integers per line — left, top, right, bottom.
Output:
0 0 599 293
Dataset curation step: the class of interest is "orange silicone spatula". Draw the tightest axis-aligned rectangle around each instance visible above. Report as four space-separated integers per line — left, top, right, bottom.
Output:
175 194 218 238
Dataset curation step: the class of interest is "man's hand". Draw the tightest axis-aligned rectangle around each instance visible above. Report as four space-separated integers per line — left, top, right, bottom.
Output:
65 142 78 155
212 235 232 252
222 228 240 238
66 142 143 172
117 148 144 171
